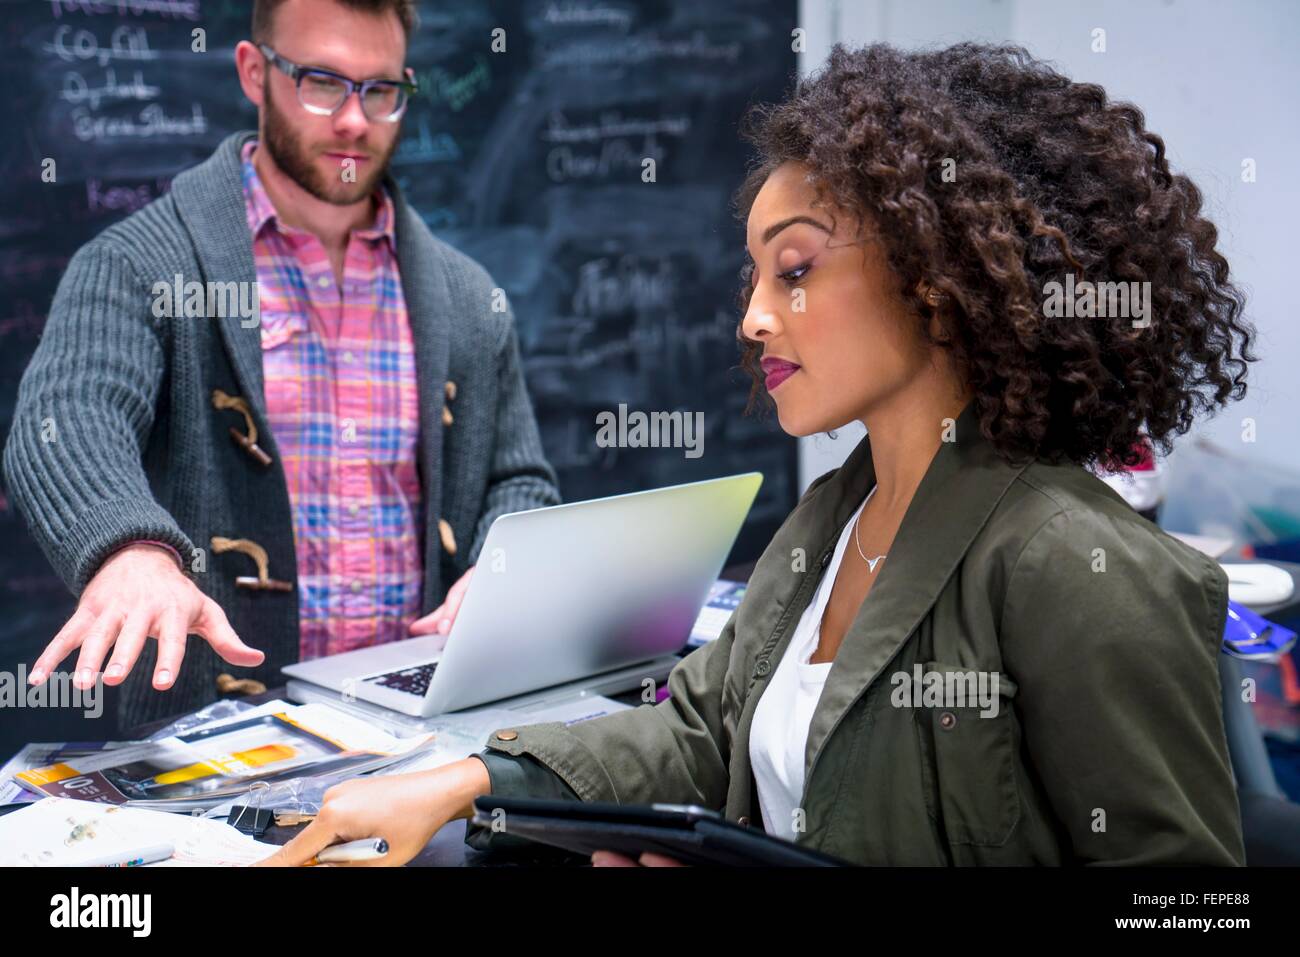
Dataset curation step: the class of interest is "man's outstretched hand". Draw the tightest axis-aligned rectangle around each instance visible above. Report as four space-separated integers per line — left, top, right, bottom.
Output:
29 543 265 692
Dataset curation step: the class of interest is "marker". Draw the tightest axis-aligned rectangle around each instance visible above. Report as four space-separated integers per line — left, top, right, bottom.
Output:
82 843 175 867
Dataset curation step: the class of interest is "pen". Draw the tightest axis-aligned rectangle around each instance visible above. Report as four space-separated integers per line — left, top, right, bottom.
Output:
308 838 389 865
82 843 175 867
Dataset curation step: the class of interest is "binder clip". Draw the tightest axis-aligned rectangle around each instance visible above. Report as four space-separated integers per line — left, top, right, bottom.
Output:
228 780 274 838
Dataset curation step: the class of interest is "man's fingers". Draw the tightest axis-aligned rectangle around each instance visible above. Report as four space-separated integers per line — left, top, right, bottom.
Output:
437 568 475 635
153 607 188 690
72 609 125 690
195 599 264 666
103 610 151 685
412 566 477 636
254 817 340 867
447 572 473 615
408 608 444 635
32 607 96 685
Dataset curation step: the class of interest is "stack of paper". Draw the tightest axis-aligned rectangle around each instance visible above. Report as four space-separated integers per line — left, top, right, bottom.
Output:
0 796 278 867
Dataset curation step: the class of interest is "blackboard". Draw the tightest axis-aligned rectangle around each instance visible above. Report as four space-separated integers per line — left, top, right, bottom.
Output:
0 0 798 752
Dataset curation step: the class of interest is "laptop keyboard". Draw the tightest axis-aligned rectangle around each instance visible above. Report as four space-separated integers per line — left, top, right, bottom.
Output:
363 661 438 697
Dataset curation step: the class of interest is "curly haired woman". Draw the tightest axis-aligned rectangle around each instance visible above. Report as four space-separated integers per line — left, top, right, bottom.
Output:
263 42 1255 867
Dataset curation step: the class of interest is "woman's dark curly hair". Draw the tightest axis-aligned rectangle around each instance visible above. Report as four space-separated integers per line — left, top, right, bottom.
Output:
734 42 1255 470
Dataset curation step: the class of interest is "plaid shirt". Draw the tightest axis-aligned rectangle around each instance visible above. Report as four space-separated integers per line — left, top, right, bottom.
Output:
240 141 423 659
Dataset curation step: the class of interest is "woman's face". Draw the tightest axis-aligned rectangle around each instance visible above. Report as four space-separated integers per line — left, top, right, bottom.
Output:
741 161 944 437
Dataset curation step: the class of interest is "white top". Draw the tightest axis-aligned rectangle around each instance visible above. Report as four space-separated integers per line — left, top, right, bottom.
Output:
748 486 875 839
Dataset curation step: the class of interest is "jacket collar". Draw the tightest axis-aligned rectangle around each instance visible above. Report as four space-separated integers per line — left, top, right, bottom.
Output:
724 399 1033 827
799 399 1031 777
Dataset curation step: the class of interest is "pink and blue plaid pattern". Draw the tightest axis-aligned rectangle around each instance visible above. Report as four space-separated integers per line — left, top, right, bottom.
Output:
241 141 423 659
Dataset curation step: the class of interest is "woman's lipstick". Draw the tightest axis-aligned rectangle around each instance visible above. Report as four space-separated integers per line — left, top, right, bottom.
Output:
760 356 801 391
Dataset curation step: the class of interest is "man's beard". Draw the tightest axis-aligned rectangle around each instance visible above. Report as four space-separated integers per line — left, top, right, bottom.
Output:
261 80 399 206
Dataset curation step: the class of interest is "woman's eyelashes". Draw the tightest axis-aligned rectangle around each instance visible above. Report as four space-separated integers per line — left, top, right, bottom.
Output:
778 261 812 287
740 255 811 290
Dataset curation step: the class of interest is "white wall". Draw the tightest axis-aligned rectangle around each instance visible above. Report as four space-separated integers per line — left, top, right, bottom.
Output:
793 0 1300 493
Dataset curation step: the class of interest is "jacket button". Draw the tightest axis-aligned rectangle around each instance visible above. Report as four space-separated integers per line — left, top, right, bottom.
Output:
495 729 519 741
754 658 771 677
438 518 457 556
939 711 957 730
737 816 750 827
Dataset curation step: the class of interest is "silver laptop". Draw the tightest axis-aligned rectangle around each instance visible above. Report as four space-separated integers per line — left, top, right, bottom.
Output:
282 472 763 718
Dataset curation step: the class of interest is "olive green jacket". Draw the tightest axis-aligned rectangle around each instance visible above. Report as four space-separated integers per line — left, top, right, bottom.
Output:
466 402 1245 865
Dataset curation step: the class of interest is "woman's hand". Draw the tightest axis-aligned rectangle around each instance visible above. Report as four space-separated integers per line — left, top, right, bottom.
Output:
255 758 490 867
410 565 475 636
590 851 686 867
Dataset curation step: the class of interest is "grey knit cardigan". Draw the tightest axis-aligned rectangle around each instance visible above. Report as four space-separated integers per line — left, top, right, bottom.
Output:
3 130 561 733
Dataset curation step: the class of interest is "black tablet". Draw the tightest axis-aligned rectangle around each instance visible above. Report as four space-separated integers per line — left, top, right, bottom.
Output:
471 795 850 867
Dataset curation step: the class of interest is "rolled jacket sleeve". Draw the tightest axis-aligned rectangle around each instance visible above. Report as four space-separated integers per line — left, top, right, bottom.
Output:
999 507 1245 865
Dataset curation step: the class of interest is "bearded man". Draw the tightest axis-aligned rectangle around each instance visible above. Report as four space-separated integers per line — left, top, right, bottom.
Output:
4 0 560 732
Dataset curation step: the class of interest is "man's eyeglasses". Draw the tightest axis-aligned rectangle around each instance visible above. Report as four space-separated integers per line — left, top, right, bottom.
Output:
259 44 417 123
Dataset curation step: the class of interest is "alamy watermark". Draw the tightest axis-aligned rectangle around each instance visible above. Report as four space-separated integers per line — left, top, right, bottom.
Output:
50 887 151 937
1042 274 1152 329
890 665 1002 718
595 403 704 459
0 665 102 719
150 275 260 328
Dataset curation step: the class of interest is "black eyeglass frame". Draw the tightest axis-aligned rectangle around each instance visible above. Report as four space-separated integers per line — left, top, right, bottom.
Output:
258 43 418 122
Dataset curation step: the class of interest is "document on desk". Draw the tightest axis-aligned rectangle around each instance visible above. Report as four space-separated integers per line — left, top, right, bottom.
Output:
0 741 135 807
13 702 439 812
0 796 278 867
0 702 298 808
